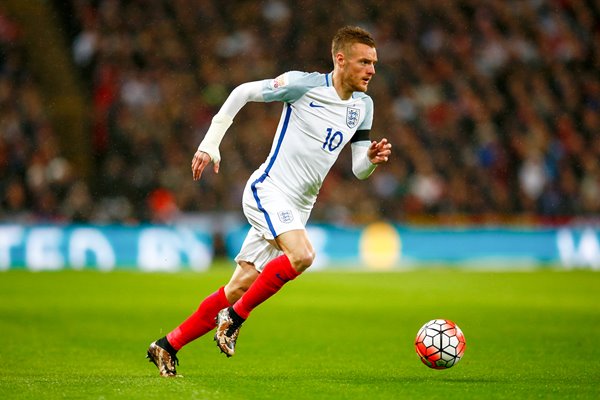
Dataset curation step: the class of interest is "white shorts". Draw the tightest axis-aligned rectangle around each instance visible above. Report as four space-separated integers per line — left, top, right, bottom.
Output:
234 175 310 272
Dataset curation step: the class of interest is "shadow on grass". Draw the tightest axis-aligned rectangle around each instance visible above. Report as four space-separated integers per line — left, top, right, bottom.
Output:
180 368 504 385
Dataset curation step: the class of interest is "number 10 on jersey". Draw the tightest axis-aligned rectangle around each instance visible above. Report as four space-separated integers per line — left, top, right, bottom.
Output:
322 128 344 152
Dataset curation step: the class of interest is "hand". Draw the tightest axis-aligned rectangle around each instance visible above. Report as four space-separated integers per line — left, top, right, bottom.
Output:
367 138 392 164
191 150 219 180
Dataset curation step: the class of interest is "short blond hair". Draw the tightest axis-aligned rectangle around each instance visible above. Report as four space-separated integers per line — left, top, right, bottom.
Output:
331 26 376 57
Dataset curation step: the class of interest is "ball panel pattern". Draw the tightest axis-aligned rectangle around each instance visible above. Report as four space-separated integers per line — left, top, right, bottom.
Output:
415 319 466 369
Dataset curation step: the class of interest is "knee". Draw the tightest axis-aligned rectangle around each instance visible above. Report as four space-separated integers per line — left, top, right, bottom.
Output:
224 263 258 303
224 281 249 303
288 249 315 273
225 286 245 303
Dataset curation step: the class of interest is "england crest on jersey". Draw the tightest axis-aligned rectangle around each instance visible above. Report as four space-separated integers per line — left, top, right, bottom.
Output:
346 107 360 128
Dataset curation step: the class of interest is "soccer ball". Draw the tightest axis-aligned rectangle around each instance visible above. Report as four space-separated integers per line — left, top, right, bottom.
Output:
415 319 466 369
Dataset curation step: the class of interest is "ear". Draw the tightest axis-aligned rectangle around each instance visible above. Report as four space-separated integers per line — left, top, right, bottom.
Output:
334 52 345 68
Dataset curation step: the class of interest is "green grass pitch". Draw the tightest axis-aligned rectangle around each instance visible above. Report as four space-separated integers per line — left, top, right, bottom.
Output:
1 264 599 399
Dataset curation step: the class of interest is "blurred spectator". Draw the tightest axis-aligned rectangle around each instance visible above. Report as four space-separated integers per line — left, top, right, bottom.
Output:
3 0 600 226
0 7 84 223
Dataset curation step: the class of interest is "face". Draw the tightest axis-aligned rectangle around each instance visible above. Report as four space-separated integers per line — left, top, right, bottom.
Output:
337 43 377 93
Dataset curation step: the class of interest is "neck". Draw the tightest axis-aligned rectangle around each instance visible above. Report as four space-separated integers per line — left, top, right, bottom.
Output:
331 70 352 100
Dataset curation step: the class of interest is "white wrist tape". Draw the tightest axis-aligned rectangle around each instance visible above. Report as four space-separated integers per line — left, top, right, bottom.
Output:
351 141 377 180
197 113 233 163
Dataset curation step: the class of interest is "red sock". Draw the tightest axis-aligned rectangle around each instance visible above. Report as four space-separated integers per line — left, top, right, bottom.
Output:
233 255 299 320
166 286 231 350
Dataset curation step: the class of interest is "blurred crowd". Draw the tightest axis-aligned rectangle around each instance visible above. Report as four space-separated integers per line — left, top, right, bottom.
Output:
1 0 599 225
0 7 83 223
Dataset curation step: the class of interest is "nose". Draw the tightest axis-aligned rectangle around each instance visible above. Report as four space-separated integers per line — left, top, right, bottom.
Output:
368 63 375 75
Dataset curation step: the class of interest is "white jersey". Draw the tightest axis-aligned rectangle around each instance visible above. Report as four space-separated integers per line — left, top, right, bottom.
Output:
251 71 374 212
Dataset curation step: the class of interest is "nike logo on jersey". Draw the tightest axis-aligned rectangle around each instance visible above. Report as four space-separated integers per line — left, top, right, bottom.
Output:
309 101 325 108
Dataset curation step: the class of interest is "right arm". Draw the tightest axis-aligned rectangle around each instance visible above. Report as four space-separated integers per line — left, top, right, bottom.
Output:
192 81 265 180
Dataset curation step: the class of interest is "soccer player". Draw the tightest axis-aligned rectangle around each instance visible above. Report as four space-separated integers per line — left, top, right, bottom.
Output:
147 26 392 377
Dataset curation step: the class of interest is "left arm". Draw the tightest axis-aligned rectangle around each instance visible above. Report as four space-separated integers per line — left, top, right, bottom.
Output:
351 138 392 180
350 96 390 180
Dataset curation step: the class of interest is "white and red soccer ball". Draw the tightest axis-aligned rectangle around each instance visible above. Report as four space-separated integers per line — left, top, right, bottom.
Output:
415 319 466 369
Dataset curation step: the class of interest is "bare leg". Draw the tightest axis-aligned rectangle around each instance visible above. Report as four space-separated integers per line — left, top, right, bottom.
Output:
224 261 260 303
232 229 315 319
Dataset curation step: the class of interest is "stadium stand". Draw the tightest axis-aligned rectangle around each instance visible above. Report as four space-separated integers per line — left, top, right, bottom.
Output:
2 0 599 225
0 5 86 222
